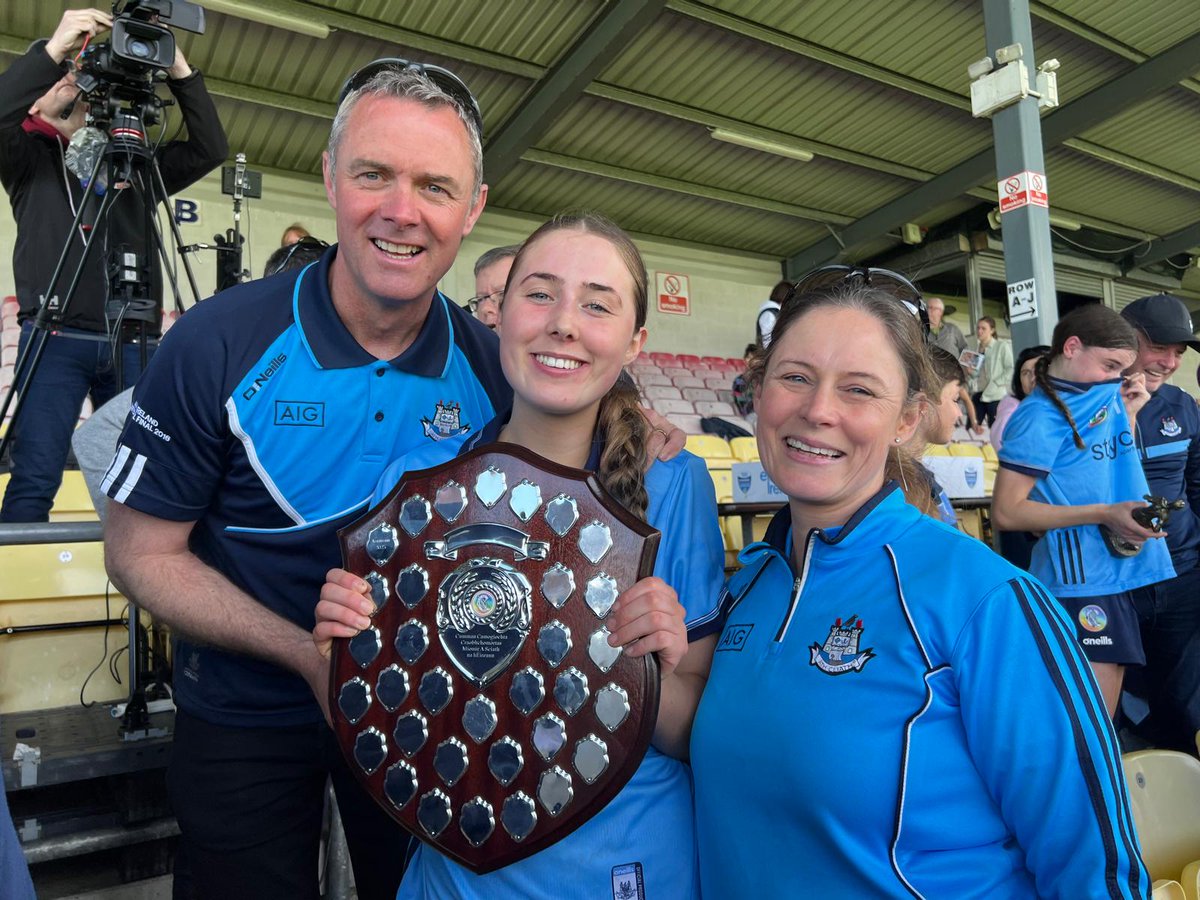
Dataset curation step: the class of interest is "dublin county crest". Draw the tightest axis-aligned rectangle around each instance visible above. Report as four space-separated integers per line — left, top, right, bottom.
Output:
1087 405 1109 428
1160 416 1182 438
809 614 875 675
422 401 471 441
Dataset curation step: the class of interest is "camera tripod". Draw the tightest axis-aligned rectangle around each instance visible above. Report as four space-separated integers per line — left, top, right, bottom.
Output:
0 103 201 740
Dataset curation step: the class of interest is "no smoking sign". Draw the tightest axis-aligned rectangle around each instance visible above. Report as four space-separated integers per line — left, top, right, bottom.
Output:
997 170 1049 214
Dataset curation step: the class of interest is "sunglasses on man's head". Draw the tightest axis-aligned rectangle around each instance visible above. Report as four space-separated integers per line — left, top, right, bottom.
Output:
784 264 930 337
337 57 484 139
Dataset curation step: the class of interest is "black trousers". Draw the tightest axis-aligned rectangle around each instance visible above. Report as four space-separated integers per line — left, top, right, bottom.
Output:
167 710 413 900
1131 563 1200 755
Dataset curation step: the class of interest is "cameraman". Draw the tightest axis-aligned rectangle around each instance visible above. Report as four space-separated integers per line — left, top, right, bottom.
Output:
0 7 227 522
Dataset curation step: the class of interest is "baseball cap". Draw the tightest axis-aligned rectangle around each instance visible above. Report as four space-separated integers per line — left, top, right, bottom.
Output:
1121 293 1200 351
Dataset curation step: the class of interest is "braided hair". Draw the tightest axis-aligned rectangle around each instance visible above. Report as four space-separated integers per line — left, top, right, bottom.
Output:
504 212 652 519
1035 305 1138 450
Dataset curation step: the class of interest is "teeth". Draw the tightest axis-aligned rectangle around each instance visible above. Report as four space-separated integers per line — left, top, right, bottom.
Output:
372 239 420 257
786 438 842 458
535 354 582 370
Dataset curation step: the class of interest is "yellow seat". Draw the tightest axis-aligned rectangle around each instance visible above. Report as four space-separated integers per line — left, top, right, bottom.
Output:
729 436 759 462
922 444 951 457
981 443 999 464
1123 750 1200 885
709 469 733 503
948 442 984 458
0 469 99 521
1152 880 1185 900
685 433 732 461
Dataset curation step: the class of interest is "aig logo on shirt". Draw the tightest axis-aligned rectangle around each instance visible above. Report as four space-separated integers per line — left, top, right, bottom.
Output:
716 624 753 652
274 401 325 427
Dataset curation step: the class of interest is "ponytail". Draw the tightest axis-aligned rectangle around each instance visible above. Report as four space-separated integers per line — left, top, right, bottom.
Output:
596 376 650 520
887 444 937 517
1035 354 1085 450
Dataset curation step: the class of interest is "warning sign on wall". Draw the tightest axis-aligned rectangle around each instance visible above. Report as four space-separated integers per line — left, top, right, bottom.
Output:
656 271 691 316
997 171 1049 214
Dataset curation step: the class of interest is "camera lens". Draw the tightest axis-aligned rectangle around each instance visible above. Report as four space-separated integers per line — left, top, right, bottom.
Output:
128 38 153 60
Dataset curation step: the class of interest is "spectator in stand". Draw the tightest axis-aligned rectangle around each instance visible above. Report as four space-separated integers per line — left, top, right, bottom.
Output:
927 297 966 358
1119 293 1200 755
731 343 755 418
909 344 969 526
280 222 311 246
967 315 1013 427
755 280 792 349
263 235 329 278
468 244 519 331
990 344 1050 451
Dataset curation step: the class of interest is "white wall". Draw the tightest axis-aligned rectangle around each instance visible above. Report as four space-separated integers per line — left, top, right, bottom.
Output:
0 166 782 359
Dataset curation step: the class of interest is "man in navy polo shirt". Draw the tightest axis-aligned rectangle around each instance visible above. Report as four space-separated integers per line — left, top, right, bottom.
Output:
1121 293 1200 754
101 63 504 899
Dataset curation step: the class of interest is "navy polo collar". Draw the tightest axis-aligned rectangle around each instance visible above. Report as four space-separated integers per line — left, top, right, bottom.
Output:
292 245 453 376
463 410 605 472
1045 375 1122 395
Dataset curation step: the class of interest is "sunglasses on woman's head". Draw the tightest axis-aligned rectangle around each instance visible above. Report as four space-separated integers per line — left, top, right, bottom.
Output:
784 264 930 337
337 57 484 139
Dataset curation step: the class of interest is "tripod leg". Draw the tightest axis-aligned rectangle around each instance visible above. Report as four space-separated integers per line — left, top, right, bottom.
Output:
150 157 203 307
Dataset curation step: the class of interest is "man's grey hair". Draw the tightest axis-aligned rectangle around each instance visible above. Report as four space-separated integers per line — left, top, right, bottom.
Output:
327 68 483 203
473 244 520 278
927 296 945 309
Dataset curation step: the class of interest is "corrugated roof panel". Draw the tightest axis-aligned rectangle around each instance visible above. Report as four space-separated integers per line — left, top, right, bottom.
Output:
328 0 602 66
493 162 825 256
1077 88 1200 181
604 12 991 174
1047 0 1200 55
1047 147 1200 235
539 94 916 220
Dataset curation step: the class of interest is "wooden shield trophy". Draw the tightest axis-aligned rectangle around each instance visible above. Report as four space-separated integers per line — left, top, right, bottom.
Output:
329 443 661 874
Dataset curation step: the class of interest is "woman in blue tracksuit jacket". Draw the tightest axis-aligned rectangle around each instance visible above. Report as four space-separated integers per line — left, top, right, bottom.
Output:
690 273 1150 899
316 213 724 900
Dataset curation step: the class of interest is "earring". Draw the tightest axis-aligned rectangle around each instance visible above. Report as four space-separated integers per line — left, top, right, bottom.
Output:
894 437 902 444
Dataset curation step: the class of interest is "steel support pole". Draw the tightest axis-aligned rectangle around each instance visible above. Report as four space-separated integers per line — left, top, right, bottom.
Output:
983 0 1058 353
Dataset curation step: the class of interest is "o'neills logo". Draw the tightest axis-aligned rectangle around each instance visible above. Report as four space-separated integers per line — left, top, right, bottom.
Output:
242 354 288 400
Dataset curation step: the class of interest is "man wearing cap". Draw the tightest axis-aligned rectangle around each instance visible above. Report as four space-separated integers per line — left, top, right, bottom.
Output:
0 7 226 523
102 60 684 898
1121 293 1200 755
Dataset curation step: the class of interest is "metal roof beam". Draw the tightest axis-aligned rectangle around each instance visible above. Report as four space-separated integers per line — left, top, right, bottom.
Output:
784 29 1200 277
483 0 668 183
1123 222 1200 273
1030 2 1200 97
672 2 1200 192
524 149 853 225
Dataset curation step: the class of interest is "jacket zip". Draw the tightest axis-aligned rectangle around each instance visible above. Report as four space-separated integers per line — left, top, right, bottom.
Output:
774 528 817 643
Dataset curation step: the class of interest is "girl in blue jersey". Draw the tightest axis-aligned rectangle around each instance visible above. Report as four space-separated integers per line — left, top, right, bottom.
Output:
993 305 1174 717
315 213 724 900
690 271 1149 899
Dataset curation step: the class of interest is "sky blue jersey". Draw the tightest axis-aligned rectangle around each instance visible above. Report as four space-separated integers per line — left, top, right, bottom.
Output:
691 486 1149 899
998 377 1174 597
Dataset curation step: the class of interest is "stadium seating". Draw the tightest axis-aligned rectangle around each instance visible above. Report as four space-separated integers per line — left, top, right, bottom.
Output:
649 352 678 367
639 373 672 387
652 398 694 416
665 413 704 435
709 468 733 503
704 374 733 390
685 434 735 468
694 400 735 418
1123 750 1200 888
730 437 759 462
643 384 682 401
682 387 717 403
673 376 707 389
663 367 691 378
677 354 700 366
